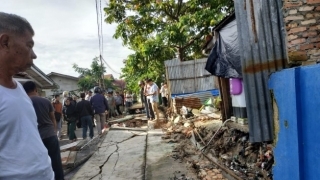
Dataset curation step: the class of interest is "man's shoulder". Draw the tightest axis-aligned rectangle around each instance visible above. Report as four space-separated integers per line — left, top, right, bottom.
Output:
151 84 158 90
84 100 91 105
31 96 50 104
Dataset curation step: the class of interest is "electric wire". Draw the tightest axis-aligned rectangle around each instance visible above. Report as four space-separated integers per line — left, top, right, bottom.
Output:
95 0 105 88
95 0 122 78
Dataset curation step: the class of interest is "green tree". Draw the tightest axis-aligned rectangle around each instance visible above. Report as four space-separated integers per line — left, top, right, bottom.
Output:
104 0 233 92
105 0 233 61
73 57 113 91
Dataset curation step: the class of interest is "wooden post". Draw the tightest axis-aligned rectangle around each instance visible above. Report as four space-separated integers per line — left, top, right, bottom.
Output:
218 77 232 121
165 66 172 107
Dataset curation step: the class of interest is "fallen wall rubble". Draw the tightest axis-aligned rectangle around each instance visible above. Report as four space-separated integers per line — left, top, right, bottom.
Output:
163 114 274 180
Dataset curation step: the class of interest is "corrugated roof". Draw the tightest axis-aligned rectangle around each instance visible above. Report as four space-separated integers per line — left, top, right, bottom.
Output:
234 0 288 142
165 58 216 94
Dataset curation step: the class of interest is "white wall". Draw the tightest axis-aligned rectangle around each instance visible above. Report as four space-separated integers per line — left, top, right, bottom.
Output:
45 75 79 98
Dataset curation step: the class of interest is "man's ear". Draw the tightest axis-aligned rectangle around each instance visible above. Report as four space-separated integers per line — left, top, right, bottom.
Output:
0 34 10 50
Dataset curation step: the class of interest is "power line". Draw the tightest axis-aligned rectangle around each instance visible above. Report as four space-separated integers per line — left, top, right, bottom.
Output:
95 0 122 80
95 0 105 88
101 56 121 75
99 0 104 54
95 0 102 56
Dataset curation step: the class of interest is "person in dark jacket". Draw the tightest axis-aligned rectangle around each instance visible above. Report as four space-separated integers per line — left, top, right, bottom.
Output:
90 86 109 135
76 93 94 139
63 97 77 142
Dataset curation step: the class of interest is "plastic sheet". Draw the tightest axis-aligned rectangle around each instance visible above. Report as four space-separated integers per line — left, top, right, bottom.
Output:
205 19 241 78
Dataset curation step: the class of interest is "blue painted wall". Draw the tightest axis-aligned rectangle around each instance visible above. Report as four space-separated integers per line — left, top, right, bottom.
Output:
269 64 320 180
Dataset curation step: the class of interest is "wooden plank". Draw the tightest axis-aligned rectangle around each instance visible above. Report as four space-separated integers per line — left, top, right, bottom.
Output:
108 115 134 123
218 77 232 121
60 141 80 152
66 151 77 166
129 103 143 110
109 127 148 131
61 151 71 166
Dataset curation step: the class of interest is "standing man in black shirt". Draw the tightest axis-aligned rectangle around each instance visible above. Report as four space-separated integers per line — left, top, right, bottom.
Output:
76 93 94 139
23 81 64 180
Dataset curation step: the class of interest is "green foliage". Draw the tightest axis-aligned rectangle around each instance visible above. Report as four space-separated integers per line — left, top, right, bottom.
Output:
73 57 114 91
104 0 233 92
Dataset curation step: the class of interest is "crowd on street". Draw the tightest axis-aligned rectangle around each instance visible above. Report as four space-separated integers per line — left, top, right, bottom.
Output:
0 12 170 180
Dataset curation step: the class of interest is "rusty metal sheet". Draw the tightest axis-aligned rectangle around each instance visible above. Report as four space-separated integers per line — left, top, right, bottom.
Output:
234 0 287 142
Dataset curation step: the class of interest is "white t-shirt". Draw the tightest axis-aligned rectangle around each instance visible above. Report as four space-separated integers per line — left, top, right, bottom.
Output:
0 81 54 180
125 93 133 102
160 86 168 97
85 94 92 101
145 85 151 100
148 83 159 103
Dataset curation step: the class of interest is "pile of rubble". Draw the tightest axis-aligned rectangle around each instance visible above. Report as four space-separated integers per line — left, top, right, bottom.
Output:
162 113 274 180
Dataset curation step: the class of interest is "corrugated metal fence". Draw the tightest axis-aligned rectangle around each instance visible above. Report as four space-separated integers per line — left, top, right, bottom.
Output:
234 0 287 142
165 58 216 94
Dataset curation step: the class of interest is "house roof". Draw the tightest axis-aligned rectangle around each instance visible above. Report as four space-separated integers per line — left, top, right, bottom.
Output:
202 12 235 50
113 79 126 88
14 65 56 89
212 12 235 31
47 72 80 81
104 74 114 80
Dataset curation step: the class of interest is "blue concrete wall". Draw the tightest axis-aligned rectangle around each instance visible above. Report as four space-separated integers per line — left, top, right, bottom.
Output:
269 64 320 180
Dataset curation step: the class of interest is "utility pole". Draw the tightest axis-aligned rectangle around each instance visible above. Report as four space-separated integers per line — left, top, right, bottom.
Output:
99 55 105 89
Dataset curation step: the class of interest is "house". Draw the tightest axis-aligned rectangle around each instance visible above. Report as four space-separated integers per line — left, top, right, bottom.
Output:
13 65 56 97
104 74 126 92
44 72 80 97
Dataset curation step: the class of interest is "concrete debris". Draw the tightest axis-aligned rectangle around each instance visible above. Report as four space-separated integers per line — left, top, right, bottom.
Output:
163 108 274 180
64 105 274 180
174 116 183 124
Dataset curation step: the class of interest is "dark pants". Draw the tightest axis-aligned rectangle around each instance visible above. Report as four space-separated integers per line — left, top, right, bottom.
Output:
42 136 64 180
116 105 122 115
81 115 94 139
162 97 168 107
143 100 150 118
68 121 77 140
147 99 155 119
125 102 132 108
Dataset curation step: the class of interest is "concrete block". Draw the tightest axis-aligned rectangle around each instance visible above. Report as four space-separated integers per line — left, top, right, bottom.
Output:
299 6 315 11
301 19 316 25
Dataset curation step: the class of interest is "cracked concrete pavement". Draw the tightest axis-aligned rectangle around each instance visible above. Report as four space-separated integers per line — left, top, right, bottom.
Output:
71 129 147 180
71 128 196 180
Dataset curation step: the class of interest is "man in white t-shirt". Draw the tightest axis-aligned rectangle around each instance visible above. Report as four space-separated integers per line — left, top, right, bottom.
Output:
85 90 93 101
146 79 160 121
0 12 54 179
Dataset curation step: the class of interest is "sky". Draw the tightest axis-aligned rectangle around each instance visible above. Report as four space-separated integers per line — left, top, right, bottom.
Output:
1 0 132 79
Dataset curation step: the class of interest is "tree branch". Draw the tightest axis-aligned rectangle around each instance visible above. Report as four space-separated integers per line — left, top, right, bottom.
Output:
182 28 207 49
176 0 183 17
162 4 179 21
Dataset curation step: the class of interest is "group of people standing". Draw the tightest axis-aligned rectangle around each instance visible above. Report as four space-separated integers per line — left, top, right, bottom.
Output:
139 79 168 121
52 86 113 143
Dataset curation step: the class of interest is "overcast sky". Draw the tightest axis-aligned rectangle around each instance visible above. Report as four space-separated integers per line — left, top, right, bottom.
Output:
1 0 132 79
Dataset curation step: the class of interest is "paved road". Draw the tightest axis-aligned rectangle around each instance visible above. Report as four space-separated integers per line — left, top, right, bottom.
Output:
70 128 197 180
59 119 112 146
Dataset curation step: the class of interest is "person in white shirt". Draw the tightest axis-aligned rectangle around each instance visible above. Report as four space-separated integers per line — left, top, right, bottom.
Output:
0 12 54 179
125 91 133 113
144 80 155 120
85 90 93 101
146 79 160 121
160 82 168 107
